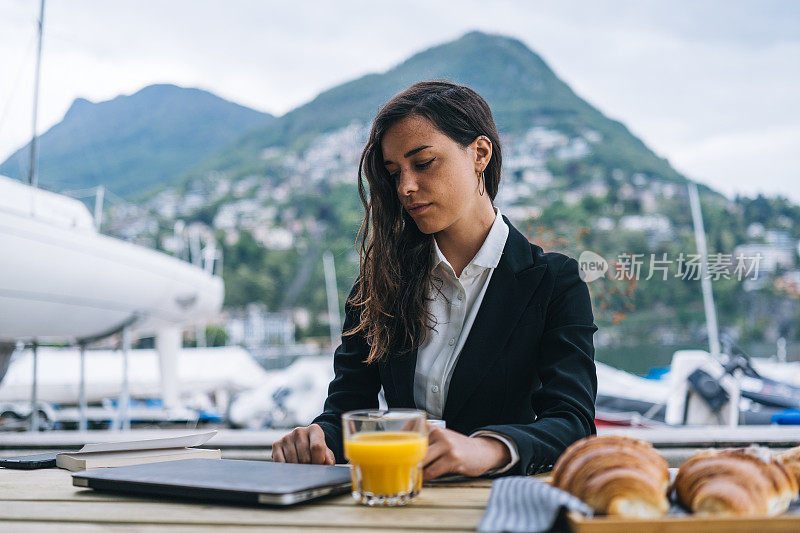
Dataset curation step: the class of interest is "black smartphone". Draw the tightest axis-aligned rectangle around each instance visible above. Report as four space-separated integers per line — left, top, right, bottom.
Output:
0 452 60 469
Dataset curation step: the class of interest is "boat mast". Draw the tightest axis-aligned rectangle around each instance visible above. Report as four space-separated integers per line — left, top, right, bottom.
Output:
687 182 721 357
27 0 46 432
28 0 45 188
323 251 341 348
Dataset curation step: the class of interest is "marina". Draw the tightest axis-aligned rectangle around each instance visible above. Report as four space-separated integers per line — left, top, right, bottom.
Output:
1 2 799 531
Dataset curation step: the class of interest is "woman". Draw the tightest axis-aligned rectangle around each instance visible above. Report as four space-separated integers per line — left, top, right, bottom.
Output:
272 80 597 479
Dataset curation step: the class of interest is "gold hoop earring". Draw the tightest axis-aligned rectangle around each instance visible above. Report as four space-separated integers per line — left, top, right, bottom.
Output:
478 170 485 196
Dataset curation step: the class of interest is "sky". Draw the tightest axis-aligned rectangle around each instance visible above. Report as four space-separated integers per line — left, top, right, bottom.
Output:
0 0 798 202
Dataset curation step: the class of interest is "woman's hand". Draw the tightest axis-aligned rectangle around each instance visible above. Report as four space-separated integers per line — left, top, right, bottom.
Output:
271 423 335 465
421 426 511 480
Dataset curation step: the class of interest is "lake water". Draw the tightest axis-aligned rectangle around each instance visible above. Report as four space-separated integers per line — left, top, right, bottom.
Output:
597 342 800 375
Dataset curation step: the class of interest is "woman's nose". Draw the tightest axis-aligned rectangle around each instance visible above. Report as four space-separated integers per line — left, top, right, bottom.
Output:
397 171 419 196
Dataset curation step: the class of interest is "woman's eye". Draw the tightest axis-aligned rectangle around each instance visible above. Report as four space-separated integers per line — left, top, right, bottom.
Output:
416 157 435 169
388 158 434 180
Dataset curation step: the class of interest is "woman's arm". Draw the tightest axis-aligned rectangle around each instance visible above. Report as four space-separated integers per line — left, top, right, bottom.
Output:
474 256 598 475
310 280 382 462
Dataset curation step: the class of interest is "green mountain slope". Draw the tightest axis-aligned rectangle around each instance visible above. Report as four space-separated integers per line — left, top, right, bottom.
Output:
0 84 273 197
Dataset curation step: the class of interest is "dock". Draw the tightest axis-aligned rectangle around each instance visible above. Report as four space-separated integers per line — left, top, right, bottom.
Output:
599 425 800 466
2 425 800 467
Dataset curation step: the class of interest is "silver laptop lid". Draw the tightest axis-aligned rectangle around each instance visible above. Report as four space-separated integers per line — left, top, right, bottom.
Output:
72 458 352 505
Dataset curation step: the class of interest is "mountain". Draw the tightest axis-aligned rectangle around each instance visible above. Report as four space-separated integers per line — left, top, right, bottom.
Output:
159 31 796 357
0 84 272 197
198 30 682 184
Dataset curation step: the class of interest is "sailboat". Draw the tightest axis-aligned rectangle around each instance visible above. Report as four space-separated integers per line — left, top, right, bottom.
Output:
0 0 224 430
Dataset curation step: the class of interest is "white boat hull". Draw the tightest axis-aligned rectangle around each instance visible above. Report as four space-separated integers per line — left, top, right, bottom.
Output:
0 175 223 342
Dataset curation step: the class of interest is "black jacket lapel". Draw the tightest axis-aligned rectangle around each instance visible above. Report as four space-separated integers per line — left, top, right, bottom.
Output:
389 345 418 408
388 216 545 414
442 217 546 422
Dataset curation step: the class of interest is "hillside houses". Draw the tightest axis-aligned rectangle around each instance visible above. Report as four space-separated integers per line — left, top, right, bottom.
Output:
734 229 799 274
96 121 800 353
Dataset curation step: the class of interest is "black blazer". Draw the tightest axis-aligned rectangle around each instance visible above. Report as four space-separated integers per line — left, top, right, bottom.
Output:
312 215 598 476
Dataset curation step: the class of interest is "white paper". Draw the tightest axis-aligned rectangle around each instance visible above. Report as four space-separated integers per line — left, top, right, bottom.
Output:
77 431 217 454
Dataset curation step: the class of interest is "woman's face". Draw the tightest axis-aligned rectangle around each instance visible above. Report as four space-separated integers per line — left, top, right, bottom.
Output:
381 114 490 235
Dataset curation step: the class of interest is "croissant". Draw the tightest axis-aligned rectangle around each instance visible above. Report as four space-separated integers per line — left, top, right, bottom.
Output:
776 446 800 490
551 435 670 517
674 447 798 516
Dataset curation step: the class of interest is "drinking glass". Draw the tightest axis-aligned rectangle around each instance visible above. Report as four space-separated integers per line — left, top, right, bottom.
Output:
342 409 428 506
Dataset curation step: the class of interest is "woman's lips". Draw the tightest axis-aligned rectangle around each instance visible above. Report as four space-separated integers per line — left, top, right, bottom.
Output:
408 203 431 215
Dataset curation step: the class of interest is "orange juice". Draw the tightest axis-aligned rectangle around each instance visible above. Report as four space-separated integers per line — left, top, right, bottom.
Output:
344 431 427 495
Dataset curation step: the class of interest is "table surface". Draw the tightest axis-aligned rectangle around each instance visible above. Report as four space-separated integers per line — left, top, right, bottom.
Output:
0 466 496 532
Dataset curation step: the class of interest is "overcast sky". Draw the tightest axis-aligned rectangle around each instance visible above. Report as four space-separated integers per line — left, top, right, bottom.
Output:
1 0 798 201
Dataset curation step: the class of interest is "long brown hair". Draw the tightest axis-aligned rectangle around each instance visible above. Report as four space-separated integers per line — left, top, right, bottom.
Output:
345 80 502 363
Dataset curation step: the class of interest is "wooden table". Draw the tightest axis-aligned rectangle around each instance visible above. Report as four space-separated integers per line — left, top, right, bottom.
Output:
7 464 800 533
0 466 494 532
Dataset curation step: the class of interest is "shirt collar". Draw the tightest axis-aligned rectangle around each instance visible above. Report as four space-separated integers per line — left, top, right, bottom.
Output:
430 206 509 274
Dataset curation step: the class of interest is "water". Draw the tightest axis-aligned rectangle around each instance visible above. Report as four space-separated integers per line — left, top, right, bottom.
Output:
597 342 800 376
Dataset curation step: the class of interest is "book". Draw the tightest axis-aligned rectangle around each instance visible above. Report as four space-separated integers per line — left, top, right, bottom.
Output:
56 430 220 471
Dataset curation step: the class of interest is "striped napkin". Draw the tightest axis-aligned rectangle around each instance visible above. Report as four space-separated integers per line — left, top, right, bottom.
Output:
478 476 593 533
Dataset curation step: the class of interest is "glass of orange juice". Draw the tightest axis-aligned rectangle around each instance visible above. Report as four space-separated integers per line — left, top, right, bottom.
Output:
343 409 427 506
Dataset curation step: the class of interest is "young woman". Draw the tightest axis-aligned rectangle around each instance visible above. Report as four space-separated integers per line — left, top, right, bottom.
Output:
272 81 598 479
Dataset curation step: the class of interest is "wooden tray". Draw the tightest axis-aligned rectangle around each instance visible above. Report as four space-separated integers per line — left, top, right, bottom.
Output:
567 497 800 532
567 510 800 533
563 468 800 532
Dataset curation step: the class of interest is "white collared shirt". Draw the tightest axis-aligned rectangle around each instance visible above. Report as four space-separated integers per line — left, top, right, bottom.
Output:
412 206 519 473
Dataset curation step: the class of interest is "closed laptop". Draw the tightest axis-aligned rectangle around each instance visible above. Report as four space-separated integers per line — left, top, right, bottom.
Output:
72 458 352 506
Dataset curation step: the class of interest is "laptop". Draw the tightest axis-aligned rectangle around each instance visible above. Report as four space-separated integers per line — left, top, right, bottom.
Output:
72 458 352 506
